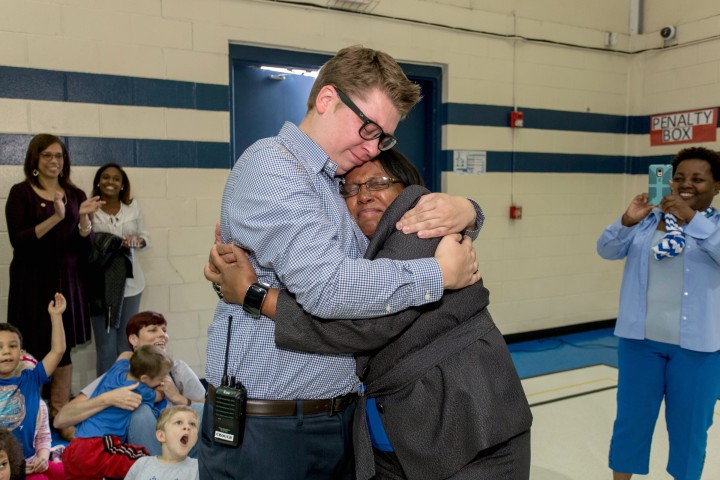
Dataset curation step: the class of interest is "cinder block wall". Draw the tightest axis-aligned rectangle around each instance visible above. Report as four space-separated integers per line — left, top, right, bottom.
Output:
1 0 719 390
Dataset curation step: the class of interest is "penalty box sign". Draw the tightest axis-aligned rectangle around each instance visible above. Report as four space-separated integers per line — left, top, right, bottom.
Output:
650 108 717 146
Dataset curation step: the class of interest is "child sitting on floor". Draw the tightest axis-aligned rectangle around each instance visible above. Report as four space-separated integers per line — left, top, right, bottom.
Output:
61 345 172 480
0 427 24 480
0 294 67 479
124 405 199 480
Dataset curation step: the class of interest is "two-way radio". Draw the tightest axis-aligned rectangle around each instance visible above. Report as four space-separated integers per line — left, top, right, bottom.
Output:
212 315 247 447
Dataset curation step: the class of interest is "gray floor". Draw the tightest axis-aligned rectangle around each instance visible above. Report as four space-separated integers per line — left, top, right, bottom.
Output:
523 365 720 479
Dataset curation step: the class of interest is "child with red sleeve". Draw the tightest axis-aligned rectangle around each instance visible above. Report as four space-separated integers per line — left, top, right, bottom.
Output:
62 345 172 480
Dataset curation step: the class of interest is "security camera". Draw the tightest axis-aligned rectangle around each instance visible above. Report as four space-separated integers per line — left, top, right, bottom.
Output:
660 26 676 40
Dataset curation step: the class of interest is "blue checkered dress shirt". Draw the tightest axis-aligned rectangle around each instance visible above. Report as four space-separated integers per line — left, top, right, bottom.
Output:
205 122 444 399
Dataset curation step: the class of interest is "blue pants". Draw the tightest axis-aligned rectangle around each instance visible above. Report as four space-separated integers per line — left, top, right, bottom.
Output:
91 292 141 376
609 338 720 480
198 399 355 480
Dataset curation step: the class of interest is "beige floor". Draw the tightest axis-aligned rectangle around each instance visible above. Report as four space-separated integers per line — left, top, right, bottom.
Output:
523 365 720 479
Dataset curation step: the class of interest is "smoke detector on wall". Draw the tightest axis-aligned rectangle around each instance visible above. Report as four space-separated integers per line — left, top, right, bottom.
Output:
327 0 379 12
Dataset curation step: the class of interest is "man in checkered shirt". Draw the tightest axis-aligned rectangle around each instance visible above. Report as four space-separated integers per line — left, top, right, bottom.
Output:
200 45 481 480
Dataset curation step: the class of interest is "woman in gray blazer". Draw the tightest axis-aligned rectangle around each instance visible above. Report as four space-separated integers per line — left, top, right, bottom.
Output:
208 150 532 480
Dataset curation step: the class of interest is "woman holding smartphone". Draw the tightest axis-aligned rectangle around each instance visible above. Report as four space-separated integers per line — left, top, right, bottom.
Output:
597 146 720 480
89 163 150 376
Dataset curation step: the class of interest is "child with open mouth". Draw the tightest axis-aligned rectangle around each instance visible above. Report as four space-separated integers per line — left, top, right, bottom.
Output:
125 405 199 480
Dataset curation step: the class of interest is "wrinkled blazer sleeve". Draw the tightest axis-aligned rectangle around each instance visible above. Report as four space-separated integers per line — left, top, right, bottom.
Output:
274 186 436 355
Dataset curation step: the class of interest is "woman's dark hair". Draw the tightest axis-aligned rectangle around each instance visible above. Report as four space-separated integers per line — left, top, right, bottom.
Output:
0 427 24 480
91 163 133 205
23 133 77 189
374 149 425 188
672 146 720 181
126 311 167 341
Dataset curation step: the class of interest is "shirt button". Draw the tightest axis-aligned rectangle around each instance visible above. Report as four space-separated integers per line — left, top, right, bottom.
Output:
385 304 391 313
683 292 688 296
682 316 687 320
425 291 431 301
376 402 385 414
685 268 690 272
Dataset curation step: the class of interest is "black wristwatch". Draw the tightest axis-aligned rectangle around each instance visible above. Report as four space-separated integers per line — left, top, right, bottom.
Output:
243 282 270 318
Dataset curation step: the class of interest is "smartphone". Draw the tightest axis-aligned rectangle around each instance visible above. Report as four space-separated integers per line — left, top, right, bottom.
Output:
648 164 672 205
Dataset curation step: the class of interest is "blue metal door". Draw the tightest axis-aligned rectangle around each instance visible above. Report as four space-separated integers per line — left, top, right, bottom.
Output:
230 45 441 191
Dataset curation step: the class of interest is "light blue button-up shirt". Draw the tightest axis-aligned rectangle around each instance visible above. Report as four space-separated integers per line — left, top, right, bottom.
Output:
597 209 720 352
206 122 445 399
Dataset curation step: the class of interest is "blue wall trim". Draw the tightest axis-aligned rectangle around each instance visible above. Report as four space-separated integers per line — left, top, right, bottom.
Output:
443 103 720 135
0 131 673 173
0 66 229 112
0 134 230 169
441 150 675 174
444 103 629 133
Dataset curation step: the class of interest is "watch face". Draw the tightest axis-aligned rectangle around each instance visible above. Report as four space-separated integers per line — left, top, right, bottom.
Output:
243 283 269 318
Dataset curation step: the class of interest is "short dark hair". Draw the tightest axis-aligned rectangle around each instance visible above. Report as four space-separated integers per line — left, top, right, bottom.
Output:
672 146 720 181
23 133 77 190
0 427 23 480
126 311 167 341
91 163 133 205
129 344 172 379
374 149 424 188
0 323 22 347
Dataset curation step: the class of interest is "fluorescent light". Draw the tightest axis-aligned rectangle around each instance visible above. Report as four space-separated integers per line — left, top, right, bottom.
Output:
260 66 319 78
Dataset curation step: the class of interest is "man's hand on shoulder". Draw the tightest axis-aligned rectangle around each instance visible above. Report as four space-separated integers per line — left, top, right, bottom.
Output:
397 193 476 238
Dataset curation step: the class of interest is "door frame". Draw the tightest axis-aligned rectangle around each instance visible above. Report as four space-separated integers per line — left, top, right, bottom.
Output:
229 44 442 191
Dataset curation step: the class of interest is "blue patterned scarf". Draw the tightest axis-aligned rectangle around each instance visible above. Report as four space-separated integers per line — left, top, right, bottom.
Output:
652 207 716 260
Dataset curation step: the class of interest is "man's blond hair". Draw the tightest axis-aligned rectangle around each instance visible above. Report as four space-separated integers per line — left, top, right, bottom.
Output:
156 405 198 432
307 45 422 119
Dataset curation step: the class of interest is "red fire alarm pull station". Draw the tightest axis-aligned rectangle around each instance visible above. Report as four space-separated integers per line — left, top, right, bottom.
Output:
510 111 524 128
510 205 523 220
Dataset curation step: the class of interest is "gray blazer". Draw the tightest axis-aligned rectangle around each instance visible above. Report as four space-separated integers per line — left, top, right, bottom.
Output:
274 185 532 480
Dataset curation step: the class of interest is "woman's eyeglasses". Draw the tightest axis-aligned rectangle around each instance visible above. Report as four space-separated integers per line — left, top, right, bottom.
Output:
333 85 398 151
339 176 402 198
39 152 64 160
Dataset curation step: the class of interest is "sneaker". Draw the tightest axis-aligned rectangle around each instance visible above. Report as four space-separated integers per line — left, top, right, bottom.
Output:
49 444 65 462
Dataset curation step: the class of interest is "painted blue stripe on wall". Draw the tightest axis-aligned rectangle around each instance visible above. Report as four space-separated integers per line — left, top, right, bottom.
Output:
444 104 718 134
0 134 230 169
441 150 670 174
0 131 668 173
0 66 228 112
444 104 629 133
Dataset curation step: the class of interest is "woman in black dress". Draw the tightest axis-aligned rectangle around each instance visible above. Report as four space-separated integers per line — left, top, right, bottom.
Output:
5 134 103 440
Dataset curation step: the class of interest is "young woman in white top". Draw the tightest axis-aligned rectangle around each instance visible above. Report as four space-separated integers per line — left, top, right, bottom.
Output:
90 163 151 376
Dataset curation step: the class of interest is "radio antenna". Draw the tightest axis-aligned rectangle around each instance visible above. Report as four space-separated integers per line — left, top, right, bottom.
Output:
221 315 233 387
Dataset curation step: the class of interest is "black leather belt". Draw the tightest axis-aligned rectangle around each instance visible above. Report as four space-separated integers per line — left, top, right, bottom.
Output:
208 384 356 417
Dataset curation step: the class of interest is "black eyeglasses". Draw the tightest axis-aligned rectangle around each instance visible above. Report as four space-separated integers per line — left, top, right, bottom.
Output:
333 85 398 151
339 176 402 198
